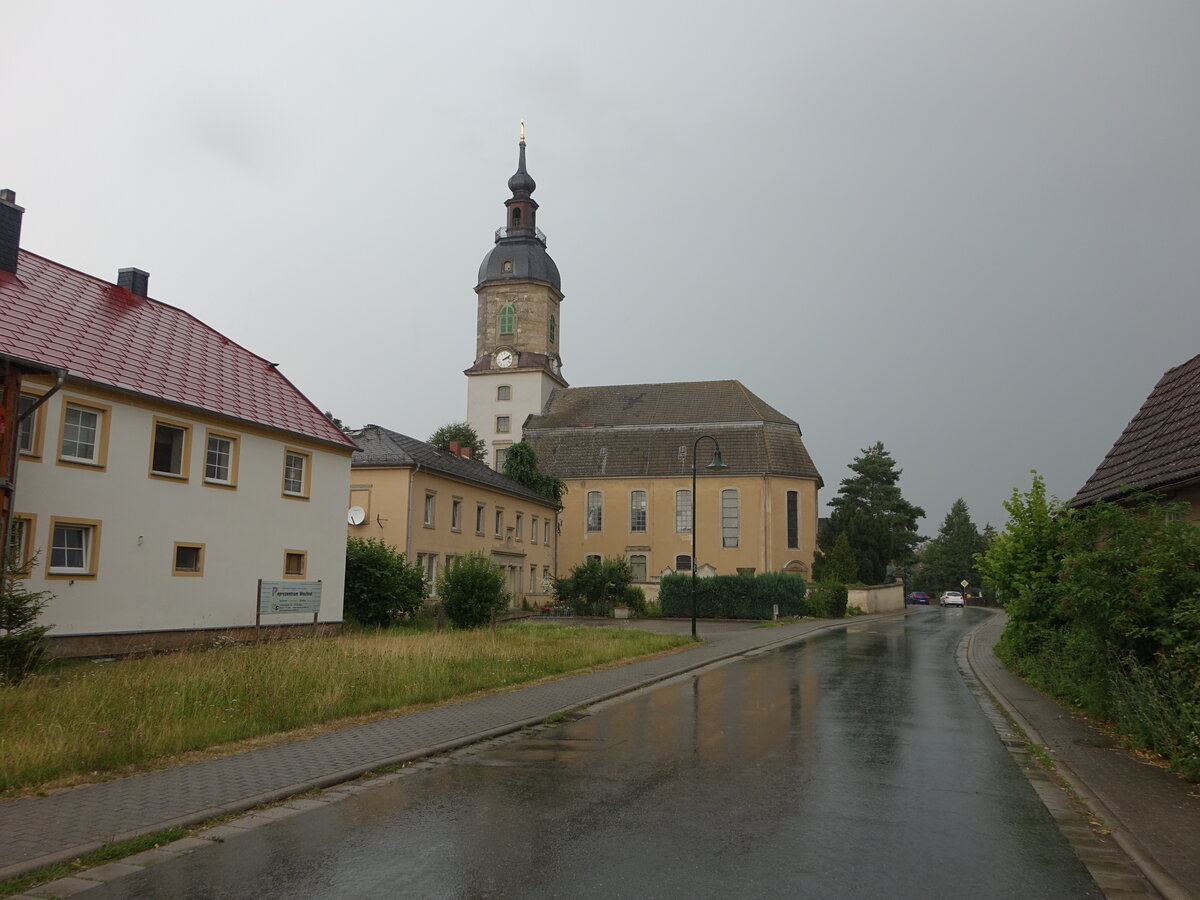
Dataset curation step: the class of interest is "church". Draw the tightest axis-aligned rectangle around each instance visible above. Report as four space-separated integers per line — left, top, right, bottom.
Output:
465 134 823 594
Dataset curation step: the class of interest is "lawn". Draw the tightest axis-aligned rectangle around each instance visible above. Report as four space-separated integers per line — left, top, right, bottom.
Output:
0 622 691 794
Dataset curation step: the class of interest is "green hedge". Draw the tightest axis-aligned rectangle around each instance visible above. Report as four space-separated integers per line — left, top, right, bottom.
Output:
659 572 810 620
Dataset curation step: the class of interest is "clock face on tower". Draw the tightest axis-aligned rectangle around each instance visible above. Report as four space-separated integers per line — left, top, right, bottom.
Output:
495 349 514 369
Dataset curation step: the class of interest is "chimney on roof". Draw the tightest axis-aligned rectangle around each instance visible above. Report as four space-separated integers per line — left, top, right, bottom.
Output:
447 441 473 459
118 267 149 297
0 188 24 274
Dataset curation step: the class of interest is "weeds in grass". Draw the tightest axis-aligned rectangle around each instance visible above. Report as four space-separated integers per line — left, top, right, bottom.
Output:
0 622 687 793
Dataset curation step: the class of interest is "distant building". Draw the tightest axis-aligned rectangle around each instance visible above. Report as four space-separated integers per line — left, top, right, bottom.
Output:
346 425 559 607
464 138 823 590
1072 352 1200 522
0 189 355 656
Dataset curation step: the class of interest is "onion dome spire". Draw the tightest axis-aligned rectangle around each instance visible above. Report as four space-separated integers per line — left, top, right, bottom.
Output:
507 120 537 196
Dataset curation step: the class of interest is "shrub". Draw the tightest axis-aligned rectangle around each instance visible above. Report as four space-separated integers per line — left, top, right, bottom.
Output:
344 538 427 627
0 553 53 684
658 572 809 620
438 553 508 629
621 585 647 615
555 556 633 617
808 581 848 618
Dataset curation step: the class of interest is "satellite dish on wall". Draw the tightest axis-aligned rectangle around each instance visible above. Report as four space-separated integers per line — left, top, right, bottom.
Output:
347 506 366 526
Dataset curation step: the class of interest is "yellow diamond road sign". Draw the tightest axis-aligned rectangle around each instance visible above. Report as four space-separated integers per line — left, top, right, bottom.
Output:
960 580 969 587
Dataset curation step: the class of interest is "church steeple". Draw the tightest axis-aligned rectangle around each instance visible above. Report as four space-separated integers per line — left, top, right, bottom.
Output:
504 125 538 238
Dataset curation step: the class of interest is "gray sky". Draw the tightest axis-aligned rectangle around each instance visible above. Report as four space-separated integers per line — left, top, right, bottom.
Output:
5 1 1199 533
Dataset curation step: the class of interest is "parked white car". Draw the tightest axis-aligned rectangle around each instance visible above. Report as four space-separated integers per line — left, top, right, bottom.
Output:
939 591 965 607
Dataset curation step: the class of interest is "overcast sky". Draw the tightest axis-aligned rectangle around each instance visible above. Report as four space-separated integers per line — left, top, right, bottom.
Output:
4 1 1199 533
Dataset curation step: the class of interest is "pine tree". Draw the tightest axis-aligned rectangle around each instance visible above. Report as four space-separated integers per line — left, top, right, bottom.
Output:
916 498 988 593
823 531 859 584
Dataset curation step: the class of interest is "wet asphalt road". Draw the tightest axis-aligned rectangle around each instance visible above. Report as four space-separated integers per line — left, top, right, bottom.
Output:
92 608 1100 899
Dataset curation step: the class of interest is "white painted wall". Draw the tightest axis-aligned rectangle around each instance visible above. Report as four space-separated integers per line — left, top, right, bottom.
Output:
13 385 351 636
466 369 557 468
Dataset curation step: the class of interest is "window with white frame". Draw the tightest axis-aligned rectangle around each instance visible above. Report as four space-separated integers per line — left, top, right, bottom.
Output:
495 509 504 537
629 553 648 583
496 415 511 434
151 420 189 477
542 565 550 588
61 403 102 463
497 385 511 401
17 394 38 454
8 516 32 574
476 503 486 534
630 490 647 532
544 519 551 545
494 446 508 471
586 491 603 532
452 498 463 531
515 513 523 540
722 489 739 548
675 489 692 533
205 433 238 485
283 450 310 497
529 565 537 592
531 516 538 542
416 553 437 596
50 521 98 575
424 492 436 527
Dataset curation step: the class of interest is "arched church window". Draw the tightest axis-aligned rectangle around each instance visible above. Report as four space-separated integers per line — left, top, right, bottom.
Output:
499 305 515 335
512 208 522 226
549 314 556 344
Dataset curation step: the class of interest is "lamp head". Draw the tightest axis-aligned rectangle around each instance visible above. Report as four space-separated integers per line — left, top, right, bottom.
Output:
707 448 727 471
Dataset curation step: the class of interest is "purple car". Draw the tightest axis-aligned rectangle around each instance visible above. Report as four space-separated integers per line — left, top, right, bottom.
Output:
906 592 932 605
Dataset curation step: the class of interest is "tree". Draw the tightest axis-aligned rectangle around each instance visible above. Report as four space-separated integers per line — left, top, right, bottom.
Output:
823 531 859 584
817 443 924 584
0 552 53 684
343 538 427 627
429 422 487 463
501 441 566 502
438 553 508 628
323 411 345 430
915 498 988 593
554 556 633 616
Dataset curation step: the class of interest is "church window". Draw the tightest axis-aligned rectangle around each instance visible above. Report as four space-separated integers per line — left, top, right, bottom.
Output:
630 490 647 533
722 489 739 548
586 491 603 532
497 385 511 401
502 260 513 273
629 554 647 583
675 490 692 533
499 305 515 335
496 416 511 434
675 554 692 572
512 208 522 226
549 314 556 344
787 491 799 549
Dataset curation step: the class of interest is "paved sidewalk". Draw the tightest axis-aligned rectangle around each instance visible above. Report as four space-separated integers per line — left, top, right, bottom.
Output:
967 611 1200 900
0 615 864 881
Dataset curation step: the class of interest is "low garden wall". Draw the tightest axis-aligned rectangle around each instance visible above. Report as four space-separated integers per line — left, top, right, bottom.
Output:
846 582 905 614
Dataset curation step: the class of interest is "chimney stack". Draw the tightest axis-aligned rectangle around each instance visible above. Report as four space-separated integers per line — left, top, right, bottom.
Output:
118 267 149 297
0 188 24 274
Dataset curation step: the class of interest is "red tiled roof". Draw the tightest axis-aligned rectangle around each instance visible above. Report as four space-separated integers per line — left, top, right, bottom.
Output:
0 251 354 449
1072 352 1200 506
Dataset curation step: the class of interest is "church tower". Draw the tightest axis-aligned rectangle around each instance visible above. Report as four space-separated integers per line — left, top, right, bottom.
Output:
466 127 567 470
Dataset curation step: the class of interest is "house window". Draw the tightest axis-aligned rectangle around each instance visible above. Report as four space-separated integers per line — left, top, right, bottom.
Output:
60 402 104 465
48 518 101 576
495 509 504 538
515 513 525 540
586 554 602 563
284 550 307 578
416 553 437 596
173 543 205 577
542 565 550 588
204 432 238 486
531 515 538 542
544 519 551 545
529 565 537 592
630 490 647 532
496 416 511 434
586 491 603 532
8 515 34 576
17 393 40 455
476 503 487 535
549 314 556 344
722 489 739 548
283 449 310 498
787 491 799 549
424 492 436 528
499 304 515 335
630 553 648 583
675 554 692 572
676 490 692 533
497 385 511 401
151 420 190 478
452 498 463 531
494 446 508 471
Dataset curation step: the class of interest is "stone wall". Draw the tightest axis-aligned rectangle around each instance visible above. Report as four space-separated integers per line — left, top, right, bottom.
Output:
846 582 905 614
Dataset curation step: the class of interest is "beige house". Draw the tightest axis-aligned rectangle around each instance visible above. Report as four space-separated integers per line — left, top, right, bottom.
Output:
346 425 559 607
1072 352 1200 522
524 381 822 596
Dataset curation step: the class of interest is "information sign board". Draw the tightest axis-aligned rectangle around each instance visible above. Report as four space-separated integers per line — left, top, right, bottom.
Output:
259 580 322 615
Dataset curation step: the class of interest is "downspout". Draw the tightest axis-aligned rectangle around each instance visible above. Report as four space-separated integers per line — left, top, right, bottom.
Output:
762 473 770 574
405 463 421 561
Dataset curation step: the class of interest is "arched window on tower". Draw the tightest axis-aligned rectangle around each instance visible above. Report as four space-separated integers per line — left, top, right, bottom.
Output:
499 305 515 335
512 208 522 226
549 314 556 344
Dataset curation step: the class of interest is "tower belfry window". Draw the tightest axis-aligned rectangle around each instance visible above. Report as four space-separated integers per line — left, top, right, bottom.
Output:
512 208 522 226
499 305 515 335
549 314 556 343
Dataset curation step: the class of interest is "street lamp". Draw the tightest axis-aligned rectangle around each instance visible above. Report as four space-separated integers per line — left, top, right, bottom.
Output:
691 434 727 638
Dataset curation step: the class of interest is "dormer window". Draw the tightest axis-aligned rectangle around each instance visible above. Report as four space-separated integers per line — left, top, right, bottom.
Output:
502 259 513 273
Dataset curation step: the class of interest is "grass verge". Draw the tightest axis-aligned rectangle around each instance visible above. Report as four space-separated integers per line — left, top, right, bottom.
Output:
0 622 689 794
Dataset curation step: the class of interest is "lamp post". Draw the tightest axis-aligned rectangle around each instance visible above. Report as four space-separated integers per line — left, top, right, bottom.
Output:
691 434 727 638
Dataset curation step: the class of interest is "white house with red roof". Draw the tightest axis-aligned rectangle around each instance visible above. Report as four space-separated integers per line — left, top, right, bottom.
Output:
0 189 356 656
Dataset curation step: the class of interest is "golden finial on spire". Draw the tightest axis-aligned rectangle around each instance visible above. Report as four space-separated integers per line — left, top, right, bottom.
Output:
520 120 525 142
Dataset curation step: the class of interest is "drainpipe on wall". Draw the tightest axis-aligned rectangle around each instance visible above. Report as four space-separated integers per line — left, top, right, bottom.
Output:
405 463 421 562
